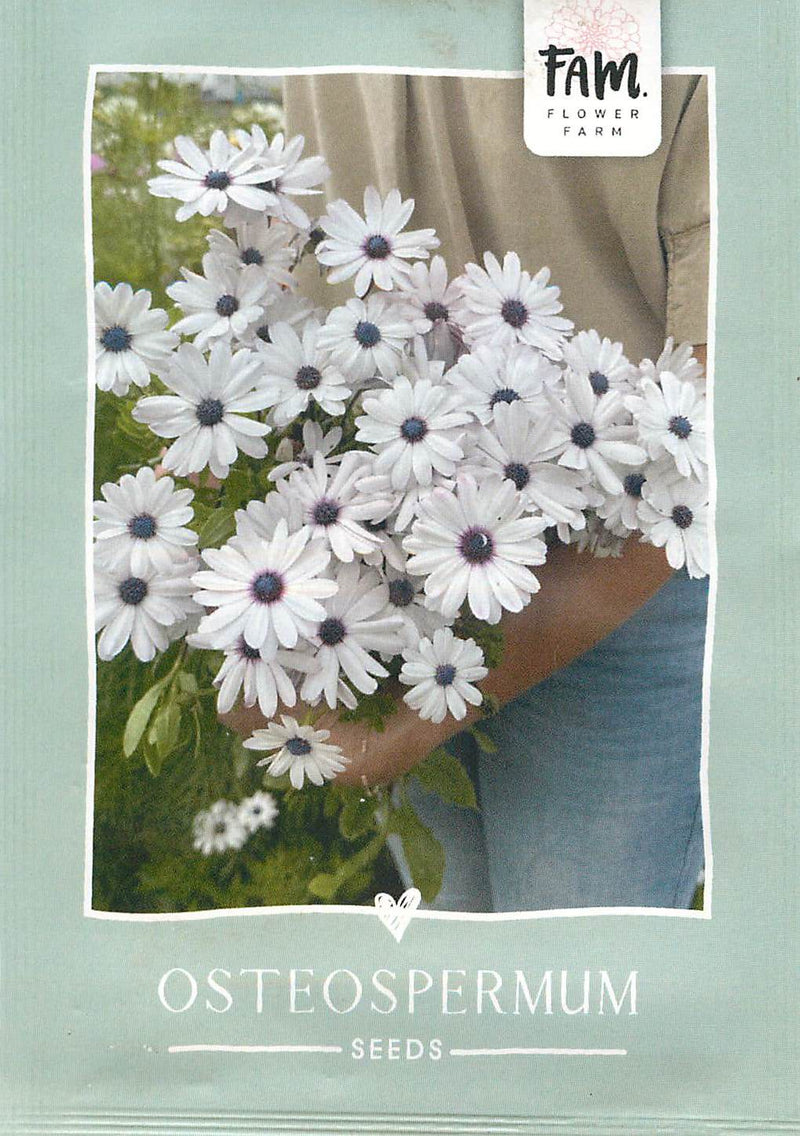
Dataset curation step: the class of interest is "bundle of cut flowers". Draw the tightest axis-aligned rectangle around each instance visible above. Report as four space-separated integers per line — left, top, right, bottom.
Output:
92 125 709 895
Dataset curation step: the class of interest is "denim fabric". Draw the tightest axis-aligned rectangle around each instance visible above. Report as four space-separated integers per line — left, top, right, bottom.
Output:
391 569 709 913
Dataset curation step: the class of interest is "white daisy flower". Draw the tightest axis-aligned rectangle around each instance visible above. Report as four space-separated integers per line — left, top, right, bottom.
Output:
225 128 331 231
445 342 559 425
638 477 710 578
94 555 199 662
625 372 707 480
237 791 279 834
300 562 404 709
355 376 471 490
639 337 705 388
234 490 300 543
546 373 646 494
468 401 589 527
316 295 417 386
192 800 248 855
93 466 197 575
255 319 352 424
400 628 488 724
316 186 439 296
594 457 677 532
244 716 349 789
167 253 270 350
454 252 574 359
237 292 316 349
563 329 638 397
404 475 549 624
132 341 271 480
381 561 449 647
148 130 282 222
396 256 465 366
210 637 299 718
94 282 177 396
269 421 344 482
207 219 296 291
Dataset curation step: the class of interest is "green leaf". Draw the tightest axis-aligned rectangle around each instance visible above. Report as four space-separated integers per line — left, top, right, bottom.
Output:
338 794 377 841
198 506 236 549
177 672 198 695
470 727 498 755
150 701 181 763
307 871 340 901
389 804 445 902
339 691 397 732
411 748 478 810
122 680 167 758
223 467 253 510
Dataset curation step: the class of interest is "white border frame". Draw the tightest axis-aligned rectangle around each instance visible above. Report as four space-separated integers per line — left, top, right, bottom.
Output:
82 63 718 924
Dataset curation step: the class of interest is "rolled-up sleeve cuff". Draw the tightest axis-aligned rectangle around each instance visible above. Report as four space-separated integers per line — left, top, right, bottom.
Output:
664 221 710 344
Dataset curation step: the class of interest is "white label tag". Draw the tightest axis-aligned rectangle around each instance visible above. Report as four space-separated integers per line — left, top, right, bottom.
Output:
524 0 662 156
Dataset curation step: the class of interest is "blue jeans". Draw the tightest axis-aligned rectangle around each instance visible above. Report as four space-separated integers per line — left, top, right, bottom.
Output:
392 569 709 912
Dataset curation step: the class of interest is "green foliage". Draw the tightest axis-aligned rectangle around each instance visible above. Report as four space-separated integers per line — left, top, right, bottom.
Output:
339 691 398 732
388 804 445 903
411 748 478 810
453 612 505 670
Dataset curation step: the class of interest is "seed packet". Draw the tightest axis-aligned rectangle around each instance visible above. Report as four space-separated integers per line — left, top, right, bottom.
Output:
2 1 797 1133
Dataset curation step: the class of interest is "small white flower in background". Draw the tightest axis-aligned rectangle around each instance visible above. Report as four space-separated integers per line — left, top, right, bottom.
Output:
400 627 488 724
206 637 299 718
300 562 404 709
317 295 418 386
226 128 331 231
148 130 282 222
404 475 549 624
93 466 197 575
207 219 296 290
132 341 271 480
167 253 271 349
454 252 574 359
244 716 349 789
638 477 710 578
94 282 177 396
566 512 627 559
192 519 338 656
192 800 248 855
237 292 317 349
316 185 439 296
355 376 472 490
546 373 646 494
396 256 465 366
94 554 199 662
255 319 352 424
625 372 707 480
445 342 558 425
639 337 705 388
237 791 279 834
269 421 344 482
563 329 638 397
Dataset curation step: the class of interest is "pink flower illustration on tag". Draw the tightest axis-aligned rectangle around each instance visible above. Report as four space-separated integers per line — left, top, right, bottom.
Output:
545 0 641 60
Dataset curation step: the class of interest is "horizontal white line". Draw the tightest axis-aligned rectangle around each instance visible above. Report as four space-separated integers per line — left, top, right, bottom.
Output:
168 1044 343 1054
449 1047 627 1057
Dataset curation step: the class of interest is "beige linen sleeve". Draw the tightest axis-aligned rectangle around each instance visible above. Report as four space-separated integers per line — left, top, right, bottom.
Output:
658 75 711 344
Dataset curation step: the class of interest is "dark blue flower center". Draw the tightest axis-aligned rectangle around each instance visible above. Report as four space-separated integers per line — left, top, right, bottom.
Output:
459 527 495 565
239 639 262 660
388 577 415 608
504 461 530 490
671 504 694 530
400 416 428 443
364 234 391 259
286 737 312 756
119 576 147 606
489 387 520 407
100 325 132 353
241 246 264 266
435 663 457 687
571 422 596 449
423 300 449 322
319 617 347 646
500 298 528 329
296 365 322 390
251 571 284 604
623 473 646 498
589 370 610 395
196 398 225 427
354 320 381 348
128 513 157 540
216 293 239 318
312 498 341 527
204 170 231 190
669 414 692 440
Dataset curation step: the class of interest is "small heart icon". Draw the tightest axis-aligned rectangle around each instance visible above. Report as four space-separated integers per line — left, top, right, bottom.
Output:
374 888 421 942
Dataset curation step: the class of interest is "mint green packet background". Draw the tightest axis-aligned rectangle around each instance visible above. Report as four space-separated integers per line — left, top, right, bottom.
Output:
1 0 798 1132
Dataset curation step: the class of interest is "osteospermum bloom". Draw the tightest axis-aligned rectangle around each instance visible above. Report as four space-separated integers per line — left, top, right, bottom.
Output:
594 457 677 532
94 282 177 396
94 555 199 662
454 252 573 359
148 130 282 222
132 341 271 480
226 127 331 230
639 337 705 388
192 520 337 655
381 561 449 647
445 342 559 425
396 256 465 365
244 717 349 789
167 253 271 349
207 219 296 290
563 329 638 397
192 800 248 855
625 372 707 479
255 319 352 424
237 791 279 834
400 628 488 724
404 475 549 624
355 377 471 490
316 295 418 385
209 637 299 718
638 477 710 578
93 466 197 575
316 186 439 296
